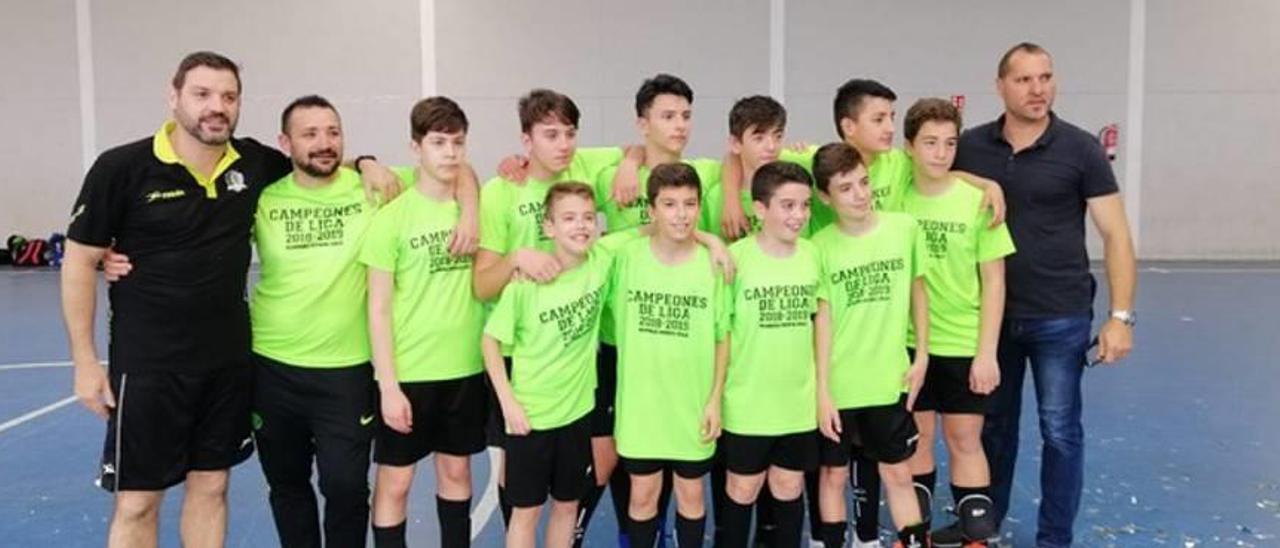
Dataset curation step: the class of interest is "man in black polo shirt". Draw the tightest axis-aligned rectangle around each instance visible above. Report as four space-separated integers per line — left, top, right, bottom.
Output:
950 42 1136 548
60 52 397 548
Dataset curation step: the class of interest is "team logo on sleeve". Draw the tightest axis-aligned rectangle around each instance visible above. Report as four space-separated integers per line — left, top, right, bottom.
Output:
225 170 247 193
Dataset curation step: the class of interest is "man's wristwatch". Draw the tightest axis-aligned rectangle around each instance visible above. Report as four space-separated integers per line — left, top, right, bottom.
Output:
353 154 378 174
1110 310 1137 327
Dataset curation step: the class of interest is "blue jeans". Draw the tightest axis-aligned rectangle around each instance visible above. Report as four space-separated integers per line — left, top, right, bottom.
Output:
982 313 1091 548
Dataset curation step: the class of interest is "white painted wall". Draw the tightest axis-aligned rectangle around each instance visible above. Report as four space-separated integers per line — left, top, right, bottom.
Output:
1 0 1276 259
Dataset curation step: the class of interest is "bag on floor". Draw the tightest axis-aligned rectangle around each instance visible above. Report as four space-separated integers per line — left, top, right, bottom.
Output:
8 234 51 267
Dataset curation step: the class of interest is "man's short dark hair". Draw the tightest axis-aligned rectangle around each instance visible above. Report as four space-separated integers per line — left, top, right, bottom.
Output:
812 142 864 194
646 162 702 205
903 98 962 143
998 42 1051 78
172 51 241 92
635 74 694 118
518 89 580 133
280 95 337 134
411 96 469 141
751 161 812 205
729 95 787 139
832 78 896 138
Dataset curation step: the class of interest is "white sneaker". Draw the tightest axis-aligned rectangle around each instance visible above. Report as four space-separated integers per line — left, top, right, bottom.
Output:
852 538 882 548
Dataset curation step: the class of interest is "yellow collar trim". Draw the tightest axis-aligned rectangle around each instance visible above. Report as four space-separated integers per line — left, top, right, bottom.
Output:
152 120 241 198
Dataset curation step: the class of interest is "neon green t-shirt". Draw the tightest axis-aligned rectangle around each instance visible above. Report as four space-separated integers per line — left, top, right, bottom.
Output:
813 212 927 409
359 177 484 382
484 246 616 430
723 236 819 435
479 147 623 255
700 177 760 237
612 237 730 461
593 229 645 346
780 146 912 232
251 168 374 367
595 157 722 234
902 179 1016 357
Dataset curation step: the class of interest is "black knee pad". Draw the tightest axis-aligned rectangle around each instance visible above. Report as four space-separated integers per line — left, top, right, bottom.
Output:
958 493 997 540
913 481 933 523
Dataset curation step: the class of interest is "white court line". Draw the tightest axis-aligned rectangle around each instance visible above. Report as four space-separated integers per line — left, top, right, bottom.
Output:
0 395 78 434
1134 267 1280 274
0 361 75 371
0 356 505 537
471 447 500 539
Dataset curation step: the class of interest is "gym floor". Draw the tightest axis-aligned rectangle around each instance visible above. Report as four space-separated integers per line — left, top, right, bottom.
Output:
1 262 1277 547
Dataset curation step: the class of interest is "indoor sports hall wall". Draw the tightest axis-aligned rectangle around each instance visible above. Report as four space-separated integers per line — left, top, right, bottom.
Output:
2 0 1277 260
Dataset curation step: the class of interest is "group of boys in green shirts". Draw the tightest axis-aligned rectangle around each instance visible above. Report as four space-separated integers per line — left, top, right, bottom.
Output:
210 71 1017 548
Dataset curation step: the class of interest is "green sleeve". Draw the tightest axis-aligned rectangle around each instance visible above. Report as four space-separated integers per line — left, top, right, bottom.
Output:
595 164 620 205
358 208 398 272
479 178 511 254
779 145 818 174
597 227 640 255
692 158 723 189
693 158 725 232
715 276 732 342
390 166 417 186
575 147 625 184
814 240 832 302
801 242 821 314
976 213 1017 263
484 281 523 345
699 183 724 233
726 245 747 333
909 218 929 279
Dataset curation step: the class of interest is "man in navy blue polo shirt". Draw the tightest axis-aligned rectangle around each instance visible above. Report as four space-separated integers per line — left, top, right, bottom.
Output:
949 42 1136 548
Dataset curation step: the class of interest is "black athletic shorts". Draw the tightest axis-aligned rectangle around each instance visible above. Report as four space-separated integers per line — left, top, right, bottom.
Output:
98 364 254 492
819 395 919 466
622 456 715 479
250 354 377 475
590 343 618 437
504 414 593 507
485 357 512 447
374 372 488 466
721 430 819 475
910 349 989 414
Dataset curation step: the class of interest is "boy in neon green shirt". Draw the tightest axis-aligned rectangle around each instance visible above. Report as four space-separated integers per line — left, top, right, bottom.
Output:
483 182 635 548
581 73 724 545
595 73 723 234
473 89 625 302
810 142 932 548
717 80 1005 245
701 95 789 238
900 98 1016 546
717 161 821 548
612 163 730 548
362 97 486 548
471 88 629 527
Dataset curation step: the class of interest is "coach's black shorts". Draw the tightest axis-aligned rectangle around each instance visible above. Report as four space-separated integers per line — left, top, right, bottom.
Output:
374 372 488 466
98 364 254 492
622 456 715 479
910 350 989 415
504 414 593 507
722 430 819 475
590 343 618 437
819 395 919 466
485 357 512 447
